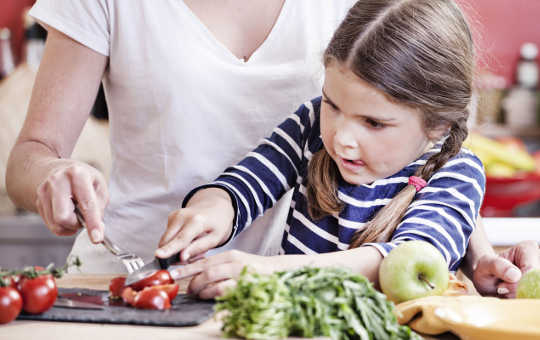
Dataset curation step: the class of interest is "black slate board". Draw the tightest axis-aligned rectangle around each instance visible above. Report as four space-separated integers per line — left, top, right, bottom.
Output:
17 287 215 327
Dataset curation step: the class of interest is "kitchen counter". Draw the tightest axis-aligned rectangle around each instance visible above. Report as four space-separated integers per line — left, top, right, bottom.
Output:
2 274 459 340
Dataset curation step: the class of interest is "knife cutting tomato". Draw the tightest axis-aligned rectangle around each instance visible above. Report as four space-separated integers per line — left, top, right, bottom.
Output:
108 270 178 310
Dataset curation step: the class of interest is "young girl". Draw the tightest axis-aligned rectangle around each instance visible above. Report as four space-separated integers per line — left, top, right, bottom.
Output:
156 0 485 298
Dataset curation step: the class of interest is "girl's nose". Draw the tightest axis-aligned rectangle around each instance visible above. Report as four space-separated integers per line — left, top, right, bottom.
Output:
334 127 358 149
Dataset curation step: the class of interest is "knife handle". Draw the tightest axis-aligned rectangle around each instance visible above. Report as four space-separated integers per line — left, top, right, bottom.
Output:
158 252 181 269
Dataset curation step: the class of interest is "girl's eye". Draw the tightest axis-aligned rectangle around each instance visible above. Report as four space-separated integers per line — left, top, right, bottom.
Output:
323 99 339 112
365 118 385 129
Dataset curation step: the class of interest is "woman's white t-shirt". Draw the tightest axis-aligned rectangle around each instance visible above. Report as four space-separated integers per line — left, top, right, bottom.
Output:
30 0 356 272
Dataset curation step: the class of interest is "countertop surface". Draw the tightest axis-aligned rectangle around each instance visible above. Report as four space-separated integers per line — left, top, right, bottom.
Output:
2 274 459 340
483 217 540 246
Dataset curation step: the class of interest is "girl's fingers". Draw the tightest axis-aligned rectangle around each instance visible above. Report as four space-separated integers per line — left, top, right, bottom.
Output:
158 212 186 248
496 282 518 298
198 279 237 300
156 215 208 258
515 241 540 272
182 233 221 262
169 253 228 280
187 261 245 296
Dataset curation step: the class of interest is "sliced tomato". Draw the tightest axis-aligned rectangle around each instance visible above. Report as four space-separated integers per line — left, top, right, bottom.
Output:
121 287 138 306
109 276 127 299
0 287 23 324
151 283 179 301
17 274 57 314
128 270 173 291
133 287 171 310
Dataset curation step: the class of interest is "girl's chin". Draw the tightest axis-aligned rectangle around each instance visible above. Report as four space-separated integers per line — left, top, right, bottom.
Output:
339 171 375 186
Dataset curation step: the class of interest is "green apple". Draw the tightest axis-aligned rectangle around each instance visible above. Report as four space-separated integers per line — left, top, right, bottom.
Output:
516 268 540 299
379 240 449 304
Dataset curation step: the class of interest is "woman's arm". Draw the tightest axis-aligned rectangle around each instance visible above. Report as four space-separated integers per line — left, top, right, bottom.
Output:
170 246 383 299
6 26 109 242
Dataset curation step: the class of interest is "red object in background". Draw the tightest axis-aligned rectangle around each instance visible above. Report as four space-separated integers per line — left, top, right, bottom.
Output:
0 0 539 82
481 173 540 217
458 0 540 86
0 0 35 64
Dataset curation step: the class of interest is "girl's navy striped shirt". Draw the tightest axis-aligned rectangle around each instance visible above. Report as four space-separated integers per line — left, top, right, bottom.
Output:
183 97 486 272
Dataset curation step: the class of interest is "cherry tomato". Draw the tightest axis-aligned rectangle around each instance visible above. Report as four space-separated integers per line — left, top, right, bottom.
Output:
151 283 179 301
0 287 23 324
133 288 171 310
109 277 127 298
17 274 57 314
128 270 173 291
3 275 20 290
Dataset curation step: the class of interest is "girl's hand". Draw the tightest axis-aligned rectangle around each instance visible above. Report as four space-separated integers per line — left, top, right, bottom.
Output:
169 250 277 299
36 161 108 243
155 188 235 263
473 240 540 298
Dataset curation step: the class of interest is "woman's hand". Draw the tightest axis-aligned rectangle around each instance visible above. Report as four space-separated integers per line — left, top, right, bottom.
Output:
472 240 540 298
169 250 276 299
36 161 108 243
155 188 236 262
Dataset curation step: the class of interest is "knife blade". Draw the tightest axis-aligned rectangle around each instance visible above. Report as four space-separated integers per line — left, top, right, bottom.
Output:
54 297 104 310
124 252 181 286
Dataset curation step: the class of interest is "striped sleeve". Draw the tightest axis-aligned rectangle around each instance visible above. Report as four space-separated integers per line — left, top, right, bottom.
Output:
364 151 486 272
183 100 317 241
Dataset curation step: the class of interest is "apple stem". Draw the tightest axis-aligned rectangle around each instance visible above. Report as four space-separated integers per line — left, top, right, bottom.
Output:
418 273 435 290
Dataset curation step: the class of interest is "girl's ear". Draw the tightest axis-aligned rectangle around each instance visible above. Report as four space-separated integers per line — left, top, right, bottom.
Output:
428 123 451 141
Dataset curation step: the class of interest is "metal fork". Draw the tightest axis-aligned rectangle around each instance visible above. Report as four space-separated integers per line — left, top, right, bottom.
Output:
73 204 145 274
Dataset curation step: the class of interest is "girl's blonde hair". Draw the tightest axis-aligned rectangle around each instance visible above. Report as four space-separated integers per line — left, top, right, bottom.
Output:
306 0 474 247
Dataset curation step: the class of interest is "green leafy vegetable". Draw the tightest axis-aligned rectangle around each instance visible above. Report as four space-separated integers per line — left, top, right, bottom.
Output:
215 266 421 340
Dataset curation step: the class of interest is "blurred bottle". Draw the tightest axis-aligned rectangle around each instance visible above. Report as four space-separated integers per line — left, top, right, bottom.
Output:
516 42 539 90
0 28 16 81
503 42 539 127
23 9 47 69
474 71 507 126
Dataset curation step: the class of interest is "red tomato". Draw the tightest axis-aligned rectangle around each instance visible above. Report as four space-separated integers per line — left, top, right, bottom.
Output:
4 275 20 290
128 270 173 291
151 283 179 301
133 288 171 310
17 274 57 314
120 287 138 306
0 287 23 324
109 277 127 298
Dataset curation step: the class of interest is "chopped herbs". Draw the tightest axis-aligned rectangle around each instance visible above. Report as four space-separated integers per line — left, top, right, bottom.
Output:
215 267 421 340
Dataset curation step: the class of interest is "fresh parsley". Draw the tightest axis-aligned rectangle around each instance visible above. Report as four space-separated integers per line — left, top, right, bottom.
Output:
215 266 421 340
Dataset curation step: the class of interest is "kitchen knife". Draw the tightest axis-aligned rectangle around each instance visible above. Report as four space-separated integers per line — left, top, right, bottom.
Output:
124 253 181 286
54 297 104 310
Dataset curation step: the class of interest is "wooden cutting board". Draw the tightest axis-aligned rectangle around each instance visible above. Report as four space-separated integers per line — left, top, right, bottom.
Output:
17 287 215 326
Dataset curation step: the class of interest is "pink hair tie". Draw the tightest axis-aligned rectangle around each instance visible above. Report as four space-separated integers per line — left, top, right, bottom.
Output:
408 176 427 192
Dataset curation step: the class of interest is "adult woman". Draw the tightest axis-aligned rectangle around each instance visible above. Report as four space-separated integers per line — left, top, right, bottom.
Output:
7 0 357 271
6 0 538 297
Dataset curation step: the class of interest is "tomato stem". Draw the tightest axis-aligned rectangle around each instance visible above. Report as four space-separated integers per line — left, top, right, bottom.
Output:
0 256 82 279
